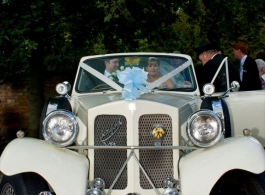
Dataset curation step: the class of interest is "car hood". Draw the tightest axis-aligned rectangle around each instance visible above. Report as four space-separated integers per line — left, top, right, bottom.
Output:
75 92 195 109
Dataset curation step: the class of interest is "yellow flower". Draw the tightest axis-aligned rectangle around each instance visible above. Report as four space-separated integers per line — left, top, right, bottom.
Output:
125 57 140 66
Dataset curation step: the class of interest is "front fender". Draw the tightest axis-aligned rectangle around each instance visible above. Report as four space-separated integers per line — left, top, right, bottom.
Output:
0 138 89 195
179 136 265 195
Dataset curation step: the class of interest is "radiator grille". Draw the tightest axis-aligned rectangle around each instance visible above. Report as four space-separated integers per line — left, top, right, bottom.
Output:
93 114 173 190
94 115 127 189
139 114 173 189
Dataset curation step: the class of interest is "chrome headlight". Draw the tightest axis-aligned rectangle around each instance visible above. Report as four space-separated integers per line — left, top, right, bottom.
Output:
186 110 223 147
42 110 78 147
56 81 71 95
92 178 105 191
162 178 179 195
86 188 103 195
203 83 215 95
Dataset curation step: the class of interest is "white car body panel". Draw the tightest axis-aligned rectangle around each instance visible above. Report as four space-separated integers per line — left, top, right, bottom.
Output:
179 136 265 195
0 138 89 195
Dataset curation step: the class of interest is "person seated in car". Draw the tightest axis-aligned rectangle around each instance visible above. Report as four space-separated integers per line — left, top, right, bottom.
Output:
104 58 120 77
146 57 175 88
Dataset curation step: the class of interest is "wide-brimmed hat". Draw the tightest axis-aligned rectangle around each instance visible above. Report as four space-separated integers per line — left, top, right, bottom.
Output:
194 42 219 56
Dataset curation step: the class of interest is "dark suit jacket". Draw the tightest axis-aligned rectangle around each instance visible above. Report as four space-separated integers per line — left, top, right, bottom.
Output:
195 54 241 94
240 56 261 91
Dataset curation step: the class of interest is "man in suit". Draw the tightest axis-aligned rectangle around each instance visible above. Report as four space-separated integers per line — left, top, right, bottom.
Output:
232 41 261 91
194 42 241 94
104 58 120 77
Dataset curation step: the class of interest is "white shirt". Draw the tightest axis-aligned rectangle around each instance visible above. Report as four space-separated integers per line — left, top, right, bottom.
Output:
240 55 247 81
211 53 219 59
104 70 112 77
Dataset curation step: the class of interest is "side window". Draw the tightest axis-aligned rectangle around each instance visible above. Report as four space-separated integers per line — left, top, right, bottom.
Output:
76 68 96 92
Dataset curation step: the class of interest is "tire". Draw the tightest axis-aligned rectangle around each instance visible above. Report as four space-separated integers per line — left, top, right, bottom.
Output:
210 170 265 195
39 96 72 140
0 172 49 195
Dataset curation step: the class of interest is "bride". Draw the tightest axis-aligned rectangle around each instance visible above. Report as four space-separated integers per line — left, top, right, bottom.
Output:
145 57 175 88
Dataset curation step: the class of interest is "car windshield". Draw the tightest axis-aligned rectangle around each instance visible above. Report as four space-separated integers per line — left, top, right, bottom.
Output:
75 54 197 93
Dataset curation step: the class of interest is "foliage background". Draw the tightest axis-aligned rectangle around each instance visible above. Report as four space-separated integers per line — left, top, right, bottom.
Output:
0 0 265 137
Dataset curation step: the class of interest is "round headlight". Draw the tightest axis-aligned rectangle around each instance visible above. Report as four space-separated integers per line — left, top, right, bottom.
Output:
56 81 71 95
162 177 177 189
92 178 105 191
186 110 223 147
86 188 103 195
42 110 78 147
203 83 215 95
162 188 179 195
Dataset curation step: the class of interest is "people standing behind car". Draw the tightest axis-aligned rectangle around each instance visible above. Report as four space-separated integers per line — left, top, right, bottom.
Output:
146 57 175 88
232 41 261 91
255 51 265 90
104 58 120 77
194 42 240 94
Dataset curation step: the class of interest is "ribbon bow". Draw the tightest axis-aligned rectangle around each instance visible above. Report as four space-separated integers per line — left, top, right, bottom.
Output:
117 67 148 100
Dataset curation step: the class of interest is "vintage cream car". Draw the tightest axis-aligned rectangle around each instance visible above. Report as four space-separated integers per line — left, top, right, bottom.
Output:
0 53 265 195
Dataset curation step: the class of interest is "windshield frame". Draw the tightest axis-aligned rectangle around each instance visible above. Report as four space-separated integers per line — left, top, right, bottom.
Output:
72 53 198 95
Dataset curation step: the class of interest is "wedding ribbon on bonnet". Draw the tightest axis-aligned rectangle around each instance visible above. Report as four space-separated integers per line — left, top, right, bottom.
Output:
117 67 148 100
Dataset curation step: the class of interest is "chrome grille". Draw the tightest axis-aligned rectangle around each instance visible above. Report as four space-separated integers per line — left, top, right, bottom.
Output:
93 114 173 190
94 115 127 189
139 114 173 189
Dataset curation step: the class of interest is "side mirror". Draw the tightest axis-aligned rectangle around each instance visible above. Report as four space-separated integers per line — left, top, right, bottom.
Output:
202 81 240 98
230 81 240 92
220 81 240 97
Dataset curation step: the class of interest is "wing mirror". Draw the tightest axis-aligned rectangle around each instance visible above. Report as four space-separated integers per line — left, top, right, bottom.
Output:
202 81 240 98
230 81 240 92
221 81 240 97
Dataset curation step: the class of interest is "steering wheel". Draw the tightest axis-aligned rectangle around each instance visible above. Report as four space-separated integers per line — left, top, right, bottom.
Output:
91 84 114 91
182 81 192 88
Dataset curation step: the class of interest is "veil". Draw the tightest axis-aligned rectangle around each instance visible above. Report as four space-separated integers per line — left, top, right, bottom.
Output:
159 60 185 87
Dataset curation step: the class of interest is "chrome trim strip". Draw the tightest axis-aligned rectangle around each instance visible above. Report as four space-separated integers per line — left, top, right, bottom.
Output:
107 151 134 195
132 152 161 195
106 150 161 195
66 145 198 150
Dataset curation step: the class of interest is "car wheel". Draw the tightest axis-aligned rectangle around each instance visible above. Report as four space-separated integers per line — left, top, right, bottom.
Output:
0 173 50 195
210 170 265 195
39 96 72 140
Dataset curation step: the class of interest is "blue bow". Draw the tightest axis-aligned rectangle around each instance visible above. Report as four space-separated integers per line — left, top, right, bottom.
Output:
117 67 148 100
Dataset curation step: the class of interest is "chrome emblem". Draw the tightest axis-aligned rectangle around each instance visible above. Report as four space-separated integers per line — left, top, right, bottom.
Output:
100 118 122 146
152 126 166 139
152 125 166 146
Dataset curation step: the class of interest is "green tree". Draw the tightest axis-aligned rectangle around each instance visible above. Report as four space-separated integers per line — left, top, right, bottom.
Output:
95 0 186 52
0 0 105 137
0 0 186 137
181 0 265 59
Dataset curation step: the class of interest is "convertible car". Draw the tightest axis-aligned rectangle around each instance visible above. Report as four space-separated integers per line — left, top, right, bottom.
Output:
0 53 265 195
